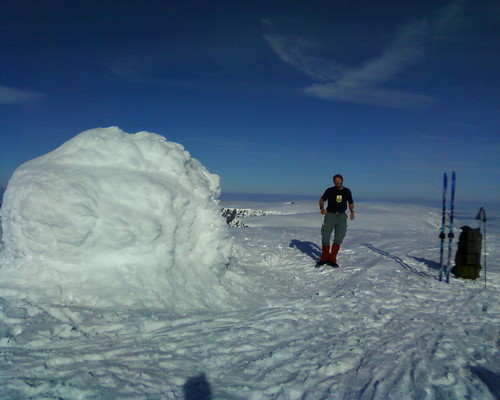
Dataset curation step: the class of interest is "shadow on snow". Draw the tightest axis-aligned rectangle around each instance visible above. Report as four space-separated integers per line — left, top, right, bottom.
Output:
408 256 441 271
183 373 212 400
289 239 321 261
361 243 437 279
468 366 500 400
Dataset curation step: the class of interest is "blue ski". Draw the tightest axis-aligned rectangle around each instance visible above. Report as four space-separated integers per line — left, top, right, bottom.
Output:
439 173 447 281
445 171 456 283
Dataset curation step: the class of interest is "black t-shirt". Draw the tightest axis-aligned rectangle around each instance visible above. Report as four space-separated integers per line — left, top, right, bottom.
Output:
321 187 353 213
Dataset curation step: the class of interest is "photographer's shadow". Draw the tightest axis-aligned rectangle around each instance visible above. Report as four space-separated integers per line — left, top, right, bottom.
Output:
183 373 212 400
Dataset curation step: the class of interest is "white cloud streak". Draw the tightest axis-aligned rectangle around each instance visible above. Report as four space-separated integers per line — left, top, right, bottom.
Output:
262 19 345 83
0 86 45 105
263 1 465 108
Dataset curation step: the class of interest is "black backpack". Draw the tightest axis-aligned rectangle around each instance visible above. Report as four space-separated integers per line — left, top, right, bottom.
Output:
452 226 482 279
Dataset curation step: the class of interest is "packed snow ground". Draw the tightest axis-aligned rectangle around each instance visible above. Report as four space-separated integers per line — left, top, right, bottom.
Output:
1 200 499 399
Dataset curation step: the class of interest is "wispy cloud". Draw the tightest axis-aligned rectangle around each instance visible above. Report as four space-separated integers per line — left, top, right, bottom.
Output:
262 20 345 83
104 52 167 83
263 1 465 108
0 85 45 105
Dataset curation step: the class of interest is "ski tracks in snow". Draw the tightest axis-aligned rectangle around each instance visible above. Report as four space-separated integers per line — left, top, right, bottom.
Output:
228 226 500 399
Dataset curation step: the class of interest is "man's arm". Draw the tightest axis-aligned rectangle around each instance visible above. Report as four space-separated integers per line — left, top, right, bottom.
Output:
349 202 355 220
319 198 327 214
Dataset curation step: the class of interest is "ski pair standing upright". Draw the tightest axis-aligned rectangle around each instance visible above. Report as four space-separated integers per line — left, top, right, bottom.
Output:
439 171 456 283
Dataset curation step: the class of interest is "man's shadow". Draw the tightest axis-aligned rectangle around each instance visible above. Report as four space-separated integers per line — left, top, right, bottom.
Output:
183 373 212 400
289 239 321 261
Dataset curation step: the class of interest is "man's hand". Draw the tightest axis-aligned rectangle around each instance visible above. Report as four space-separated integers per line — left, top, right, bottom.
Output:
349 212 355 221
319 198 326 214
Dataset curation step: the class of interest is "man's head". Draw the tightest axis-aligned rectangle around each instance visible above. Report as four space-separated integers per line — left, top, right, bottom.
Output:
333 174 343 188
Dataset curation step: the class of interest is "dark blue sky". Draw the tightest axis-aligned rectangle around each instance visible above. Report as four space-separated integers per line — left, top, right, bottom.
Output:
1 0 499 203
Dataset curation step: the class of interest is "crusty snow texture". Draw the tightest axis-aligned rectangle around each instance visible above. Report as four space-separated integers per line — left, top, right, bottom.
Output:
1 127 232 310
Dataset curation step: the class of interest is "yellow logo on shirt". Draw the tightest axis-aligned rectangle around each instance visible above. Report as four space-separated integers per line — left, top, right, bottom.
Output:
336 195 342 203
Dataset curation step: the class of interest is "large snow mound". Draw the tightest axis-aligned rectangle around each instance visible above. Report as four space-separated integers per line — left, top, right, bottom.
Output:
0 127 233 310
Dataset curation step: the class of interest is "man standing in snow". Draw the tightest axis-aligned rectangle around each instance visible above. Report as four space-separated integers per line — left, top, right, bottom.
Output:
317 174 355 267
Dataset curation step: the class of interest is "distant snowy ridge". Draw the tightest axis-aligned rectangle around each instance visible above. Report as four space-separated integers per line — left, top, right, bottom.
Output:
222 208 285 217
221 206 291 228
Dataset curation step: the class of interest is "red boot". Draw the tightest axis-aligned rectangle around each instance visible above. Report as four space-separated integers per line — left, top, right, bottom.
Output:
316 246 330 266
329 244 340 267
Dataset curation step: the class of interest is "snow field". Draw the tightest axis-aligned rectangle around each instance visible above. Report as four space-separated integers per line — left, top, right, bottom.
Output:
3 201 498 399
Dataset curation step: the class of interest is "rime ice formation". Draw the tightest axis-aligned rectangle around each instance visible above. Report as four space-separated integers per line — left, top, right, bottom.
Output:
0 127 232 310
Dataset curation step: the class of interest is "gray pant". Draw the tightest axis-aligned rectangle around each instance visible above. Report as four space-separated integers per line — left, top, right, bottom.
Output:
321 212 348 246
